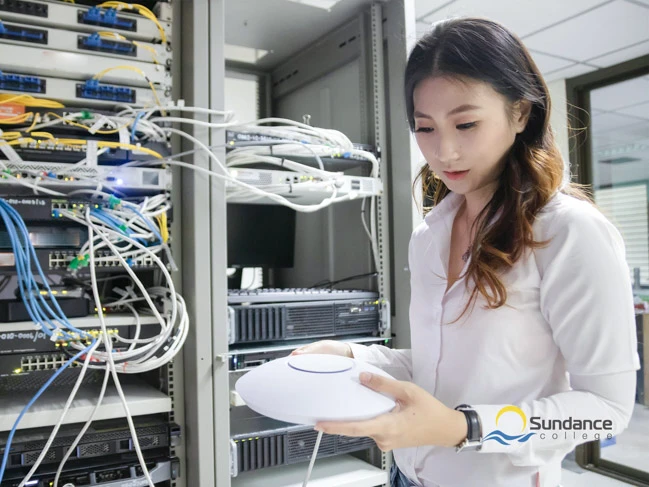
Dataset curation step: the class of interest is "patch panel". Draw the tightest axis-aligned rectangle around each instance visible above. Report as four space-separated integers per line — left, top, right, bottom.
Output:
0 0 48 18
0 162 172 194
78 32 136 57
1 196 171 224
1 44 169 87
0 72 170 107
0 0 172 43
0 70 45 93
78 6 136 32
0 21 168 64
77 79 135 104
0 20 47 44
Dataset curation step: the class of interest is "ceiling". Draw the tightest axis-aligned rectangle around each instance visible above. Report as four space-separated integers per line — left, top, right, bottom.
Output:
225 0 381 70
415 0 649 82
415 0 649 187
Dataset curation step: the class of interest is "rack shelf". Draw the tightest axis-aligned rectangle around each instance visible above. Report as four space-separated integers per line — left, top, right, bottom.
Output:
0 376 171 432
231 454 388 487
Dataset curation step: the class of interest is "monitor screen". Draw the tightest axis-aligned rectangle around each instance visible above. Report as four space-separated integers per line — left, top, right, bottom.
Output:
227 204 296 268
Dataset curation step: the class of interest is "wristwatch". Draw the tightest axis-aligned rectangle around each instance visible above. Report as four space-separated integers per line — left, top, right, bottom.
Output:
454 404 483 453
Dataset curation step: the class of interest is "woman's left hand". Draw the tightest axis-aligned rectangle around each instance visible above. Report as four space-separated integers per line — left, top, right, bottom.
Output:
314 372 468 452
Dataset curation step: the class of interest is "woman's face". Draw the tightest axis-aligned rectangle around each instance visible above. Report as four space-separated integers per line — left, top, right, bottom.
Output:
413 76 529 198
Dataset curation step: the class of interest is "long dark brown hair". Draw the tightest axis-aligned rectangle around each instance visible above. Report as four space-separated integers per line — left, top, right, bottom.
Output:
406 17 588 313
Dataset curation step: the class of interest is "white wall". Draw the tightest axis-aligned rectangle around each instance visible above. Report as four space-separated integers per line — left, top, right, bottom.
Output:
224 75 259 124
547 78 572 182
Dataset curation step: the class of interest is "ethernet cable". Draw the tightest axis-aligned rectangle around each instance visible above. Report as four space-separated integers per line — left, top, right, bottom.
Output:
0 199 89 339
53 365 110 487
18 339 102 487
117 104 235 122
85 211 155 487
59 210 185 372
0 341 97 485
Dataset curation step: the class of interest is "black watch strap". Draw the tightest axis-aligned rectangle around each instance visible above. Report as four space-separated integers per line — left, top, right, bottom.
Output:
454 404 482 452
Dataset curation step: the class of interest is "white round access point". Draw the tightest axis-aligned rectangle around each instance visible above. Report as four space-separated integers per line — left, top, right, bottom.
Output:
235 354 397 425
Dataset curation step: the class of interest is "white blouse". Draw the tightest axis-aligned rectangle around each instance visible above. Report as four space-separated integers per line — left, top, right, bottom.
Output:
349 191 641 487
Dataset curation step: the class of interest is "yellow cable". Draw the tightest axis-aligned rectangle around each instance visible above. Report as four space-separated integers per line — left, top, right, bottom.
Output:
97 31 128 41
133 41 160 64
96 2 167 44
6 135 163 159
96 31 159 64
91 65 166 115
30 131 55 139
25 113 40 132
0 132 23 140
0 94 64 108
45 112 129 135
0 113 32 124
155 212 169 243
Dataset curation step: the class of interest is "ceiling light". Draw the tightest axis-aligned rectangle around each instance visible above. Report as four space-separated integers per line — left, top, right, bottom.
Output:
285 0 346 11
224 44 270 64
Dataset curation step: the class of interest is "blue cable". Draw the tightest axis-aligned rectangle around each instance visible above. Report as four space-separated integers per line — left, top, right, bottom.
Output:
128 207 163 244
1 202 77 335
0 340 97 484
130 111 145 143
0 200 86 338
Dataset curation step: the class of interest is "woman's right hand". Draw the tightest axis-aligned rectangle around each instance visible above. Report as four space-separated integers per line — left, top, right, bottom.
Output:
290 340 354 358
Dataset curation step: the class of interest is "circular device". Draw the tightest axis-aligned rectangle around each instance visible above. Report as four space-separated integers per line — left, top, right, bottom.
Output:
235 354 397 425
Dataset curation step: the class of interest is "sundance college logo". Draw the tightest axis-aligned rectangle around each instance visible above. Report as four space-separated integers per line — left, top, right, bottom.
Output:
483 406 614 446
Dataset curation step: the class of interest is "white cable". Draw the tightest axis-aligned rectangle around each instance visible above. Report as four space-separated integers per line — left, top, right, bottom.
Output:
73 213 184 372
148 116 238 129
18 339 101 487
52 365 110 487
85 209 155 487
302 431 324 487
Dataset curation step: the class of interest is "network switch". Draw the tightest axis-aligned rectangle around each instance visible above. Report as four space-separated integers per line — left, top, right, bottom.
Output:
0 0 172 43
0 322 159 375
0 161 172 194
226 129 378 174
226 168 383 205
0 247 158 275
11 139 171 165
0 295 89 322
2 195 171 223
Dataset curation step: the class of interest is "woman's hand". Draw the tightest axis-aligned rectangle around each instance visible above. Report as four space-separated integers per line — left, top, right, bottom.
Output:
314 372 468 452
290 340 353 358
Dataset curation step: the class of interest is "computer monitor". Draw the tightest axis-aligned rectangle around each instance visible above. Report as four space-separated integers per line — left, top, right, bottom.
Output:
227 204 296 269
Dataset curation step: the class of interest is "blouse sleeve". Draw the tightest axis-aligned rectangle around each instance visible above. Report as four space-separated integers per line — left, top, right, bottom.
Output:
472 200 640 468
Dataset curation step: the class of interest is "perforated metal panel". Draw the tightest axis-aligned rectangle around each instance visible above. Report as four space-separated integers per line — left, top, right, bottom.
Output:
235 434 285 473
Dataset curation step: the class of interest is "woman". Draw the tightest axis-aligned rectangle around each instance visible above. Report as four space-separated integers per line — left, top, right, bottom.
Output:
292 17 640 487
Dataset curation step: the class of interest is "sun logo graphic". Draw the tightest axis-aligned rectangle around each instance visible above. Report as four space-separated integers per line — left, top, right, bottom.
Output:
483 406 536 446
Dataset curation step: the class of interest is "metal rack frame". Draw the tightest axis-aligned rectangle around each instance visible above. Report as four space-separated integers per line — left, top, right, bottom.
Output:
179 1 418 485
